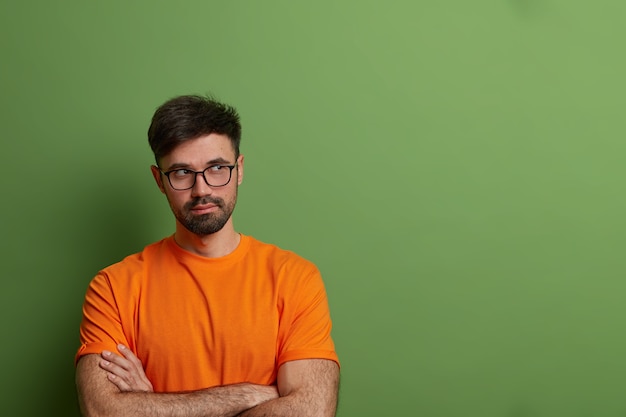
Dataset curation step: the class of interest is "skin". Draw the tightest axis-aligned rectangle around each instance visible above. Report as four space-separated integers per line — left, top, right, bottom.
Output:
86 345 339 417
76 133 340 417
76 353 279 417
152 133 245 258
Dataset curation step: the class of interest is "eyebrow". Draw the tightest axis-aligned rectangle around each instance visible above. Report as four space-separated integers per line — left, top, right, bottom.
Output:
164 158 234 171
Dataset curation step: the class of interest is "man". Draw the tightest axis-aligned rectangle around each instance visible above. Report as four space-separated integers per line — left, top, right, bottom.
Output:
75 95 340 417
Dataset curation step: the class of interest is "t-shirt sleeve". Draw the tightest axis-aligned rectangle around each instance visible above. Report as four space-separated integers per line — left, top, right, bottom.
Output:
75 272 130 364
276 264 339 368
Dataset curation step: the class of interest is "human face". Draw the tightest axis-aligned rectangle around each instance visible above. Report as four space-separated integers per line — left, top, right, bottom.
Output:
151 134 244 236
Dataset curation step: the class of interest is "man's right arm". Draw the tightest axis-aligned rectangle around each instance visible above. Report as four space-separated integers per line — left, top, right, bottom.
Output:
76 354 278 417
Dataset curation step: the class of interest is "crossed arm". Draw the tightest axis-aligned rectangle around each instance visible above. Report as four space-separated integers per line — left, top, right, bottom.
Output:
76 345 339 417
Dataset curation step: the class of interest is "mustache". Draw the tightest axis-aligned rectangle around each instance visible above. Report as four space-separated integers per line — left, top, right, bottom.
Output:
185 196 224 210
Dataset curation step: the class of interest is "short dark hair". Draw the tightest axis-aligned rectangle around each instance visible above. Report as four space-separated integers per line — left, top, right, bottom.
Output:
147 94 242 164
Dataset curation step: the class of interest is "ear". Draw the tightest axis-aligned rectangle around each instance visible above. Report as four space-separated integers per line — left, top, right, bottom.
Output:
151 165 166 194
236 155 244 186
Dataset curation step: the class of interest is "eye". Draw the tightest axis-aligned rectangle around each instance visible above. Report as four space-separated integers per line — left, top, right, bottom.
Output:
208 165 224 172
172 169 192 177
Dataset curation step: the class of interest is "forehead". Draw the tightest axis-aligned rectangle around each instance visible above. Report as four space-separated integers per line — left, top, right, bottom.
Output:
160 134 236 167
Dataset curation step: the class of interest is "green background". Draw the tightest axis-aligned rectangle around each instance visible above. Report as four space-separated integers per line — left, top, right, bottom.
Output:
2 1 626 416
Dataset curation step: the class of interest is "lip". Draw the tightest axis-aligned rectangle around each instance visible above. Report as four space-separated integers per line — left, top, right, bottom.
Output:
190 204 218 214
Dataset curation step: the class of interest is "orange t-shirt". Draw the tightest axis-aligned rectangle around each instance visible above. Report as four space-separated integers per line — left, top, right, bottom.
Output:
75 235 338 392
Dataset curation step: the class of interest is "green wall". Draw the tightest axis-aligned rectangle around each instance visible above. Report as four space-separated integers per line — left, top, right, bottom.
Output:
2 1 626 416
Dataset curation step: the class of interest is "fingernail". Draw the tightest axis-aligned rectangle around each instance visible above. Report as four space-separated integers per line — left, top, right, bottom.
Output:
118 344 125 350
103 350 111 357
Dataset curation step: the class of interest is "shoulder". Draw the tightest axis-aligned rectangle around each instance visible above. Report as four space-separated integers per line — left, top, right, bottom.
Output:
243 236 324 294
244 235 318 272
97 237 171 283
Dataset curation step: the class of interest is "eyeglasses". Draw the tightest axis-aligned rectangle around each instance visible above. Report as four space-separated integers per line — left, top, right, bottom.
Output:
159 164 237 190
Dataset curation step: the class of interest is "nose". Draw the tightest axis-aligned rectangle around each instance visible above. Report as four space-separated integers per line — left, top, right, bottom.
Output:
190 171 213 197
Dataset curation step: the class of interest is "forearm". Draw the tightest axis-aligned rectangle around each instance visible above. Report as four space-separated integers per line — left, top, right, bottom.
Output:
85 384 274 417
236 359 340 417
237 391 336 417
236 395 300 417
76 355 277 417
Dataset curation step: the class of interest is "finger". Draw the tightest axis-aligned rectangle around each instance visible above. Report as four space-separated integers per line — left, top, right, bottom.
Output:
101 350 134 372
99 358 131 381
101 359 150 391
118 344 144 368
118 345 152 389
105 346 154 392
100 354 153 392
107 372 132 392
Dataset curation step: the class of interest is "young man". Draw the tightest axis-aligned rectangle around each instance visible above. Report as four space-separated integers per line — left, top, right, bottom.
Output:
75 95 340 417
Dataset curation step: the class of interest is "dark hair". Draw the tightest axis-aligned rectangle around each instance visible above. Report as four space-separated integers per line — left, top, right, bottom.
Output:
147 94 241 164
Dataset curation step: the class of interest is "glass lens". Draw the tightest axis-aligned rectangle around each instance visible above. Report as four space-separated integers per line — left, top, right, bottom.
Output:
169 170 195 189
204 166 231 187
165 166 233 190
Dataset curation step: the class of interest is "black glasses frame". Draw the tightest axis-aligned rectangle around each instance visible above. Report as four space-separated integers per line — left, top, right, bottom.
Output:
159 164 237 190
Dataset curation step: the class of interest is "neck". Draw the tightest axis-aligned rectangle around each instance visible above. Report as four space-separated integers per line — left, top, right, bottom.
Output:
173 220 241 258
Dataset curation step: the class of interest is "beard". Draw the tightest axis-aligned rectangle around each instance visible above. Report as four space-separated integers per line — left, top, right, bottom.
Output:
171 192 237 236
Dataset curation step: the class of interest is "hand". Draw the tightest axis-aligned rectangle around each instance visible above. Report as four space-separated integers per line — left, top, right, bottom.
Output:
100 344 154 393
